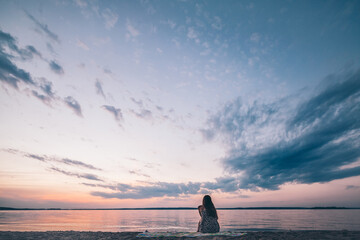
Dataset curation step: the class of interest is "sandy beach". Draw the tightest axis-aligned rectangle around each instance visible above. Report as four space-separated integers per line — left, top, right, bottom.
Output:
1 231 360 239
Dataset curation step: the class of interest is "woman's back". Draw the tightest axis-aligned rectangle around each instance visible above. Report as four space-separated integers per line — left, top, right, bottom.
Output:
197 206 220 233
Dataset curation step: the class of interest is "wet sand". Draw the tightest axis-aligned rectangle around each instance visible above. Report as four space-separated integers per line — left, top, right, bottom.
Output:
1 231 360 239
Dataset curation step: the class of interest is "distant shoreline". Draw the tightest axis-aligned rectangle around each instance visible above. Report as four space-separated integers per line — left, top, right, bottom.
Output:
1 230 360 240
1 206 359 211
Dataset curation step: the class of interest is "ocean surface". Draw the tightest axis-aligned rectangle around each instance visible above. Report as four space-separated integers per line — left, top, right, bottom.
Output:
0 209 359 232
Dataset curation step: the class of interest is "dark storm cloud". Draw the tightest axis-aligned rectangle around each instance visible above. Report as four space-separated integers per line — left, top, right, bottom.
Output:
95 79 105 98
25 11 60 43
50 167 103 181
204 69 360 191
102 105 123 122
64 96 82 117
91 181 202 199
49 60 64 75
0 30 35 88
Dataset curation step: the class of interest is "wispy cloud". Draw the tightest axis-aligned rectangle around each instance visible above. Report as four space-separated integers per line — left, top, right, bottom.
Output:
25 11 60 43
82 183 117 191
0 151 233 198
46 42 56 54
203 69 360 190
4 149 102 171
203 176 240 193
126 19 140 40
130 97 153 120
103 68 112 74
76 39 89 51
23 45 42 60
346 185 360 190
84 175 250 199
74 1 118 30
49 60 64 75
50 167 103 181
83 182 132 191
31 79 56 105
91 181 201 199
161 19 176 29
102 9 118 30
0 30 70 110
0 31 75 113
95 79 105 98
31 90 52 105
26 154 46 162
156 106 163 111
0 30 35 88
187 27 200 43
102 105 123 122
130 109 153 120
64 96 83 117
250 32 261 43
131 109 152 119
129 169 150 178
0 30 18 50
211 16 223 30
74 0 87 8
39 79 55 98
59 158 101 171
131 97 143 108
140 0 156 15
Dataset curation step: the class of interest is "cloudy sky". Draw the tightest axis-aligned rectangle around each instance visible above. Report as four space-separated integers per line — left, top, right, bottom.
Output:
0 0 360 208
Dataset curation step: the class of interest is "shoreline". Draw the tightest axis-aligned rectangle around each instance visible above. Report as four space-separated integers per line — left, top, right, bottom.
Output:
1 230 360 239
1 207 358 211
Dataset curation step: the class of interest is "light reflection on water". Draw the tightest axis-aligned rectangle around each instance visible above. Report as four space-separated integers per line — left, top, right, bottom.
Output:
0 209 359 232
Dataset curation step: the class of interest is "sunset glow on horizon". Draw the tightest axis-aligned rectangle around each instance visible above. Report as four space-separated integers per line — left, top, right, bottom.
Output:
1 0 360 209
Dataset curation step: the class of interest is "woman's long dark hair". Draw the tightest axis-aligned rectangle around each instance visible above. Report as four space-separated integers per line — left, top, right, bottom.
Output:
202 195 218 219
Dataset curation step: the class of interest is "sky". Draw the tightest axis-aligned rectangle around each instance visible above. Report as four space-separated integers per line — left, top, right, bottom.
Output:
0 0 360 208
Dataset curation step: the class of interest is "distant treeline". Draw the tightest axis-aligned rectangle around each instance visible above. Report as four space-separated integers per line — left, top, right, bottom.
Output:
0 206 357 211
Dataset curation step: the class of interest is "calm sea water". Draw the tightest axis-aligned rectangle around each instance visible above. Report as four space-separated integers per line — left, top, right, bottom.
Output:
0 209 359 232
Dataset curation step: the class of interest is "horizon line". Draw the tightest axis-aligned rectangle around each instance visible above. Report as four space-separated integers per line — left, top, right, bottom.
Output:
1 206 359 211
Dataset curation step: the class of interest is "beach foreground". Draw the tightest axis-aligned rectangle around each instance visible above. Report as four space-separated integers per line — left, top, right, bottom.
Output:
1 231 360 240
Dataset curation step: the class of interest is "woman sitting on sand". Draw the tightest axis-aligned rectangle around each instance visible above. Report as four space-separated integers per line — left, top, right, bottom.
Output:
197 195 220 233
